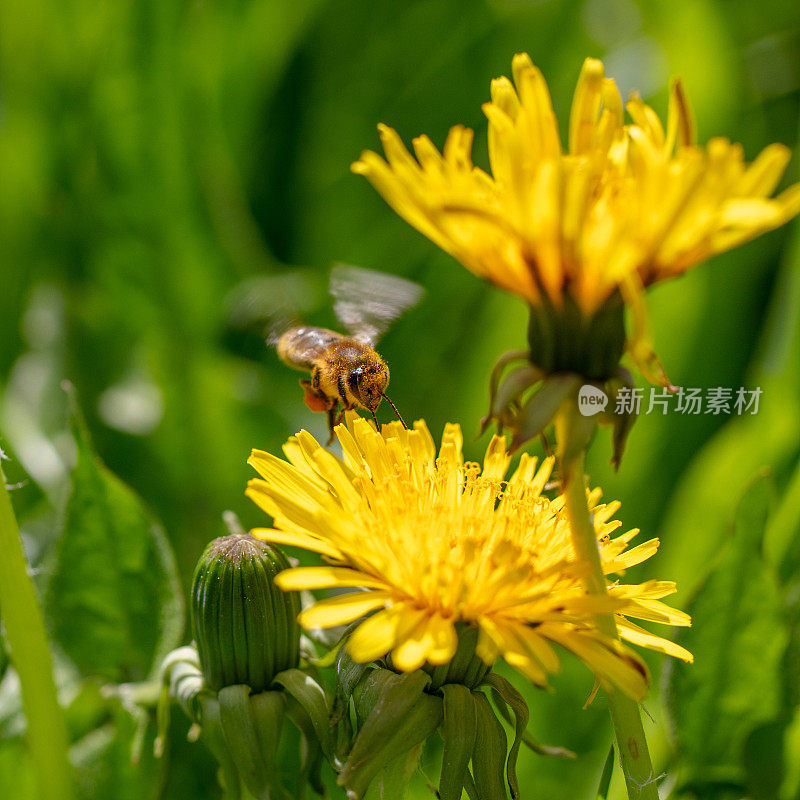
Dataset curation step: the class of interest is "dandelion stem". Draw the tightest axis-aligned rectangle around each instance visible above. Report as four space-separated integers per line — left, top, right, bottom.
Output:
0 463 74 800
555 407 658 800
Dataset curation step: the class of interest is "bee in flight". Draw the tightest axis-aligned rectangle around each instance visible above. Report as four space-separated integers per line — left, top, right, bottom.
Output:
272 266 423 442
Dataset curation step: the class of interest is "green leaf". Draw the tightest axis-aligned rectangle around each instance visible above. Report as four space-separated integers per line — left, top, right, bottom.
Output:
596 746 614 800
439 684 477 800
0 739 37 800
46 410 184 682
0 626 7 683
667 475 788 784
471 691 508 800
765 454 800 585
742 720 785 800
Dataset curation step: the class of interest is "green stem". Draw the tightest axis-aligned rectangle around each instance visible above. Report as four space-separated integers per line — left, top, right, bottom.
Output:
555 408 658 800
0 463 74 799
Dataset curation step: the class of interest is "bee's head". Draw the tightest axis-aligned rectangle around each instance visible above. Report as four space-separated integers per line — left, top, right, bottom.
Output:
348 362 390 413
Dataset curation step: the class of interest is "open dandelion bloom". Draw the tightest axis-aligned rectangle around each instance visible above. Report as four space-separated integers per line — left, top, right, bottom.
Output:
352 54 800 383
353 53 800 315
247 415 692 701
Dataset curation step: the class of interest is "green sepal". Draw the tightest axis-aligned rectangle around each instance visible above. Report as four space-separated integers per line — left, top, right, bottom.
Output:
483 674 528 799
491 364 543 426
463 768 479 800
369 745 425 800
352 667 398 723
481 349 530 434
336 645 372 708
198 694 243 800
511 374 580 451
471 692 508 800
424 624 491 691
600 366 639 470
296 722 326 800
243 667 329 799
333 645 372 766
487 684 576 759
340 670 443 799
217 684 289 800
307 637 344 669
438 684 478 800
526 291 626 380
273 667 334 759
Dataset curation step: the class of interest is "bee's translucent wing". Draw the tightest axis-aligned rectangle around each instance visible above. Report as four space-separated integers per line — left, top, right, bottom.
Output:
331 264 424 345
224 271 323 346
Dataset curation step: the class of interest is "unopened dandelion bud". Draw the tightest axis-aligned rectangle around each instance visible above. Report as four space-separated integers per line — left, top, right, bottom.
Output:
191 534 301 693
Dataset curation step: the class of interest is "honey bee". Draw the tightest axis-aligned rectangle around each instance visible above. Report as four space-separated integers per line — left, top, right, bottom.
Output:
272 266 423 441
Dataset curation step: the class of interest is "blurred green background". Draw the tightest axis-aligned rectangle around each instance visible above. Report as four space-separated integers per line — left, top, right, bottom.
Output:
1 0 799 797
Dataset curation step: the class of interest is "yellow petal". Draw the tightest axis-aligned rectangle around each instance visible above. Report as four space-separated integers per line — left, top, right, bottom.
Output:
426 615 459 665
569 58 605 156
617 598 692 627
249 528 343 560
348 607 401 663
545 626 649 700
274 566 390 591
617 619 694 662
735 143 791 196
299 591 392 629
604 539 661 573
665 78 694 151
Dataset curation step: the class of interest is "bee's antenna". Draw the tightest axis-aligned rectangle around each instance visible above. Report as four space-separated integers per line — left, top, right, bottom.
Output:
381 393 408 430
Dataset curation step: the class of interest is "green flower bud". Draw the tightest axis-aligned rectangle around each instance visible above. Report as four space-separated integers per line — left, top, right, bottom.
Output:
191 534 301 693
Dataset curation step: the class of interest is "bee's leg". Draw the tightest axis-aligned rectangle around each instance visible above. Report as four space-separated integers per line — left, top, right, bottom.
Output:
300 378 331 414
326 405 340 445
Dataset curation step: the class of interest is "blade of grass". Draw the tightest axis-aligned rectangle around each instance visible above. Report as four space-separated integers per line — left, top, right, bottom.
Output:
0 460 74 800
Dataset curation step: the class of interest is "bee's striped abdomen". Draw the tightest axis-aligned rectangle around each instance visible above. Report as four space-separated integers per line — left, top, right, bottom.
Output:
276 327 345 372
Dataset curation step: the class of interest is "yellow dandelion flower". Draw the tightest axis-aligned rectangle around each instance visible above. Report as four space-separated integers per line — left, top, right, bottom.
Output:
246 414 692 701
352 54 800 384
